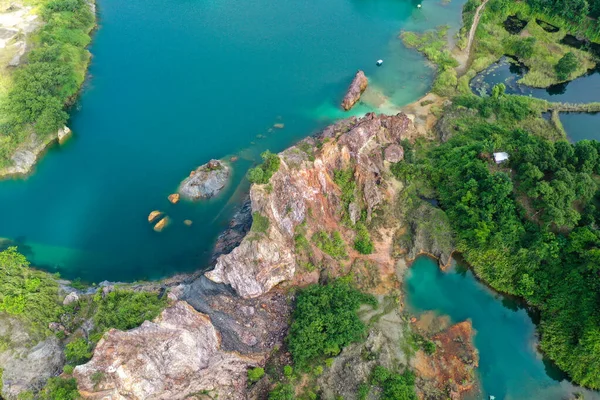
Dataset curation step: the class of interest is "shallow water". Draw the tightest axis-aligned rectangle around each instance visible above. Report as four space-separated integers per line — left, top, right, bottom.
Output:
560 112 600 142
405 256 600 400
0 0 467 282
470 56 600 103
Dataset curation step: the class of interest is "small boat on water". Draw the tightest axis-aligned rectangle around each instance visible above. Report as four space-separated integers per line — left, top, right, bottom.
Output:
376 59 383 66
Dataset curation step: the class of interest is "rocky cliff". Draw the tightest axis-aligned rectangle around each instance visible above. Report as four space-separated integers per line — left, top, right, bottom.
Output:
206 112 418 299
68 110 471 400
74 301 260 400
341 70 368 111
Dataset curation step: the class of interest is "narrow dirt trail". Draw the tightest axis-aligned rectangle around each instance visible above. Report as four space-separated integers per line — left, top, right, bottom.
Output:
466 0 489 57
455 0 490 75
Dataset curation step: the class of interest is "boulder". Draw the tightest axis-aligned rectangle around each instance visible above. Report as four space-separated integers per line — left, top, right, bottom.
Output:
74 301 257 400
168 193 180 204
154 217 170 232
0 315 65 399
57 126 72 144
148 210 163 223
341 70 368 111
63 291 79 305
273 123 284 129
178 160 230 200
384 144 404 163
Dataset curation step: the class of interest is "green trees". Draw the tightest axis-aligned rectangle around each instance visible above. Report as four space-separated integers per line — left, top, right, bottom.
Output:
421 96 600 388
354 223 374 255
2 0 95 165
555 52 579 81
286 279 376 369
37 377 79 400
64 337 92 365
268 383 295 400
247 367 265 384
0 247 61 335
247 151 281 184
92 289 166 340
514 37 537 59
370 366 417 400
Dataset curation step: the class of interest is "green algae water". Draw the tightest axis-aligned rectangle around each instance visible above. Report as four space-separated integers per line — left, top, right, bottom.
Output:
405 256 600 400
0 0 466 282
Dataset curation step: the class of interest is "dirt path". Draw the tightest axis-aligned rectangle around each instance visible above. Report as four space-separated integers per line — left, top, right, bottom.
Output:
455 0 490 75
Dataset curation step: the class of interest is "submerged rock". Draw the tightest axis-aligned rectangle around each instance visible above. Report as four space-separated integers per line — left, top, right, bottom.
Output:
74 301 258 399
168 193 180 204
148 210 163 223
178 159 230 200
341 70 368 111
154 216 170 232
183 219 193 226
57 126 72 144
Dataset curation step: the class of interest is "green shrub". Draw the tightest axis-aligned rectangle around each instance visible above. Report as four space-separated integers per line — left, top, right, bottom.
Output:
92 289 166 339
311 231 348 260
354 223 374 255
283 365 294 378
65 338 92 365
247 150 281 184
0 247 62 336
247 367 265 383
38 377 80 400
357 383 370 400
269 383 295 400
287 278 376 369
370 366 417 400
251 212 270 234
63 365 75 375
555 52 578 81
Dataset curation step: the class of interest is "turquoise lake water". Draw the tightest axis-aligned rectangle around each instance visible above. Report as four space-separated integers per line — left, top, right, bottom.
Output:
405 256 600 400
0 0 467 282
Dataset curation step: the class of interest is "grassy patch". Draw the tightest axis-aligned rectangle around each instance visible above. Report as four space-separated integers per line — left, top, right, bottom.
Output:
311 230 348 260
251 212 270 234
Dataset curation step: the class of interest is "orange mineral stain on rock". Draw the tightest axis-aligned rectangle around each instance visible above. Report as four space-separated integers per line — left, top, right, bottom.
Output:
414 320 479 399
168 193 180 204
148 210 163 223
154 216 170 232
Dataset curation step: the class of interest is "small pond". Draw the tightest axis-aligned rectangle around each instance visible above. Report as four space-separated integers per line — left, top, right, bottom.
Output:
405 256 600 400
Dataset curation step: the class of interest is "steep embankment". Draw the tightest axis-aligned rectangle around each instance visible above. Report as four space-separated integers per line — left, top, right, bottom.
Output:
70 111 474 400
0 0 95 178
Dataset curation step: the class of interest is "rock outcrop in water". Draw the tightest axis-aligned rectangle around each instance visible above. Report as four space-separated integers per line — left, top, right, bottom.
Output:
341 70 368 111
74 301 259 399
178 159 230 200
206 112 418 299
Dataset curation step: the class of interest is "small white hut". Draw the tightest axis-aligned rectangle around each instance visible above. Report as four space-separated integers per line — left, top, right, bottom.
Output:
493 152 509 164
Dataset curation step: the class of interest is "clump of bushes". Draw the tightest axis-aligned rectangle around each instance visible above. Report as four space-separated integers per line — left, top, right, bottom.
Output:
251 212 270 234
247 367 265 384
370 366 417 400
0 247 62 337
311 230 348 260
37 377 80 400
64 337 92 365
287 278 376 369
354 223 374 255
91 289 166 341
268 383 295 400
555 52 578 81
248 150 281 184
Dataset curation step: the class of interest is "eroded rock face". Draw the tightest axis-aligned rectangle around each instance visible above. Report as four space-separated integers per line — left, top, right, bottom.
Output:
206 112 417 298
0 315 65 399
384 144 404 163
178 159 230 200
414 320 479 399
341 70 368 111
74 301 258 400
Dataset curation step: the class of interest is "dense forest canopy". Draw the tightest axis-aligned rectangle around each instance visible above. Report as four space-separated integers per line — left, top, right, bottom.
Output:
397 91 600 388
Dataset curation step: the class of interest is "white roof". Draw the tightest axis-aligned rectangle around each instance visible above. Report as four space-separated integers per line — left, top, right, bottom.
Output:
493 152 509 163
